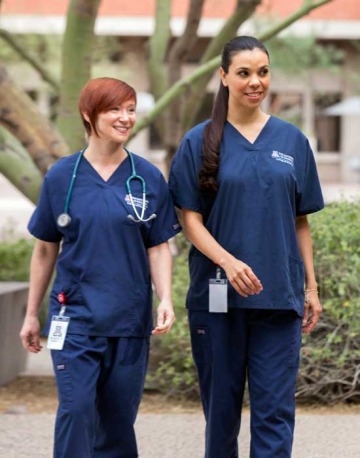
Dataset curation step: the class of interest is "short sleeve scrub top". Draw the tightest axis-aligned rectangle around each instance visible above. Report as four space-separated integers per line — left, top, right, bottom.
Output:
169 117 324 317
29 151 181 337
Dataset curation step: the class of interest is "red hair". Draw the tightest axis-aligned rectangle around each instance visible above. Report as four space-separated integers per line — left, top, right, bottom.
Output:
78 77 137 136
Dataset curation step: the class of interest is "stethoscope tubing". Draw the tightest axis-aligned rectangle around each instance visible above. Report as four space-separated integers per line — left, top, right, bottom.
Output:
57 147 156 227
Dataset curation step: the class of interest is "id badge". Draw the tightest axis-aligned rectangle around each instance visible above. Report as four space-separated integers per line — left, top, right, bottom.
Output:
209 266 228 313
47 315 70 350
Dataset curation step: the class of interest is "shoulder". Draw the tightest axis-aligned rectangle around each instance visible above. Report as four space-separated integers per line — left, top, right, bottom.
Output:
182 120 209 143
130 152 165 179
270 116 307 143
45 152 81 180
174 120 210 163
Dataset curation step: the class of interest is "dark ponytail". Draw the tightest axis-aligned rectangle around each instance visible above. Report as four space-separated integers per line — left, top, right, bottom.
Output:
199 36 269 193
198 84 229 193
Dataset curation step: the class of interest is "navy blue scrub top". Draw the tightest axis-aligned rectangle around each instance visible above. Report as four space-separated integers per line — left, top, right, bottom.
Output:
169 117 324 316
29 151 181 337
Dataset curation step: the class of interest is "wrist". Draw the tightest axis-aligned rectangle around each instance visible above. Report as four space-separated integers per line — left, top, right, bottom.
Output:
217 252 235 270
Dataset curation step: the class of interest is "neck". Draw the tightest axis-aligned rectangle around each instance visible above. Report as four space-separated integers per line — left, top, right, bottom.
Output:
227 106 268 126
84 138 127 165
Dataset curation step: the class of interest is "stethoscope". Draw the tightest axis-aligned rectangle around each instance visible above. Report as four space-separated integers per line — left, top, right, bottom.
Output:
56 147 157 228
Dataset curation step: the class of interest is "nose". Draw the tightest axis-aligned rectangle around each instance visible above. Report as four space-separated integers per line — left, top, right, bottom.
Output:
118 109 130 121
249 74 260 87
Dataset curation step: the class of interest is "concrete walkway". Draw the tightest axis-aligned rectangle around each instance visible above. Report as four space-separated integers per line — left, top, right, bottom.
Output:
0 345 359 457
0 410 359 457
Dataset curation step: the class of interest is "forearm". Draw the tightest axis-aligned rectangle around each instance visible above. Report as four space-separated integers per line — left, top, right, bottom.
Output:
26 239 59 318
295 215 317 289
182 209 262 296
182 210 235 268
147 242 173 301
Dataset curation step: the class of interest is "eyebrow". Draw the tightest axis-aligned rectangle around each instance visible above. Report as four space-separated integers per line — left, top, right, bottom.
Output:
236 65 269 70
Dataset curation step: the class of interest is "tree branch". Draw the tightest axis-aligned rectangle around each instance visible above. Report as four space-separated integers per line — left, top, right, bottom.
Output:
0 28 59 91
0 64 69 175
163 0 205 159
182 0 262 130
168 0 205 85
146 0 171 100
131 0 334 138
0 126 43 204
56 0 100 152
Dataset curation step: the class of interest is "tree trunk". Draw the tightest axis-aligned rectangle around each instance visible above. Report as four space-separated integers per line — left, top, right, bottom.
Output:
132 0 334 148
56 0 101 153
164 0 205 154
146 0 171 141
0 127 42 203
0 64 69 175
181 0 262 132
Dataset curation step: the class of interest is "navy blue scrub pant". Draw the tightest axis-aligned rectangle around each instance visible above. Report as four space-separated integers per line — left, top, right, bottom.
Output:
51 335 149 458
188 308 302 458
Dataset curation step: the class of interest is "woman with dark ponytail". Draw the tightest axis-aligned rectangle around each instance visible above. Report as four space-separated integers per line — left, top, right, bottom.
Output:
170 36 324 457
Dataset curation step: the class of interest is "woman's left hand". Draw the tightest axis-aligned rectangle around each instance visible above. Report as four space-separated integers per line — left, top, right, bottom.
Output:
302 291 322 334
152 300 176 335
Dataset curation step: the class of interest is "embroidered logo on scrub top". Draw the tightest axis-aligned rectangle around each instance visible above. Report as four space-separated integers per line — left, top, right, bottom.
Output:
271 151 294 167
125 194 149 209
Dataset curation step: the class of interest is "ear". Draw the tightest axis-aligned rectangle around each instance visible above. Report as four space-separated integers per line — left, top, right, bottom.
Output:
219 67 228 87
82 112 90 123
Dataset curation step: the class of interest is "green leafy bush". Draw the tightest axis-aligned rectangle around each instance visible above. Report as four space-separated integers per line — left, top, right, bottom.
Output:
0 236 49 327
148 201 360 404
297 200 360 404
0 238 33 281
146 236 199 398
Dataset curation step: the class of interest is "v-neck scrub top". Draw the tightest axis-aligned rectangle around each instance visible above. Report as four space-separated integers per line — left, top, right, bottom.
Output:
29 151 181 337
169 117 324 316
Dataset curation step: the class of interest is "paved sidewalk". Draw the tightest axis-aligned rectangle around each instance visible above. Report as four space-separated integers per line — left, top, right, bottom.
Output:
2 342 358 457
0 410 359 457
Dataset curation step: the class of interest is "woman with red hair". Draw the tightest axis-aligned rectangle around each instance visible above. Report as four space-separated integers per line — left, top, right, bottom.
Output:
20 77 181 457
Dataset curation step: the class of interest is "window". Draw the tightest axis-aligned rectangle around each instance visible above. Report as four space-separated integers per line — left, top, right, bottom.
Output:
314 93 341 152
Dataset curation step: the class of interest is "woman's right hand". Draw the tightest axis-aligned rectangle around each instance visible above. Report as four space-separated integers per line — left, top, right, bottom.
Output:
182 209 263 297
221 256 263 298
20 316 43 353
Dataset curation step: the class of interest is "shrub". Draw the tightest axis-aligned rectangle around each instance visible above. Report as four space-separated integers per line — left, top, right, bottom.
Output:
0 236 49 328
146 236 199 398
148 201 360 404
297 200 360 404
0 238 33 281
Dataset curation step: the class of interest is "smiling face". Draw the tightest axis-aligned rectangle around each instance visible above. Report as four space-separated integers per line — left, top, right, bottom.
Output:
220 48 270 113
92 99 137 144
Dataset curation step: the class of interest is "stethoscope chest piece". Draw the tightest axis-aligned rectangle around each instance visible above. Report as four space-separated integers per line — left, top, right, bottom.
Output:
57 213 72 228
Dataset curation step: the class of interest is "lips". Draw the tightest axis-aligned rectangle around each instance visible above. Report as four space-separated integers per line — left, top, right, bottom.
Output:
246 92 262 97
113 126 129 133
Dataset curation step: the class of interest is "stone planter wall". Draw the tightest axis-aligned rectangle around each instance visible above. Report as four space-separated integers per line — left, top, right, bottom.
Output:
0 282 29 385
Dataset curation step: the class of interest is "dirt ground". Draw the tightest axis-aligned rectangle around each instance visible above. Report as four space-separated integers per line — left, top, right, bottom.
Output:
1 376 359 416
0 376 201 414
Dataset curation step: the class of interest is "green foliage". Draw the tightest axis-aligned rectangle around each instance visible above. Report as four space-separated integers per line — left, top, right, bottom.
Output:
0 237 33 281
0 235 49 327
146 235 199 399
148 202 360 404
0 34 62 65
267 36 344 75
297 200 360 404
2 201 358 403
